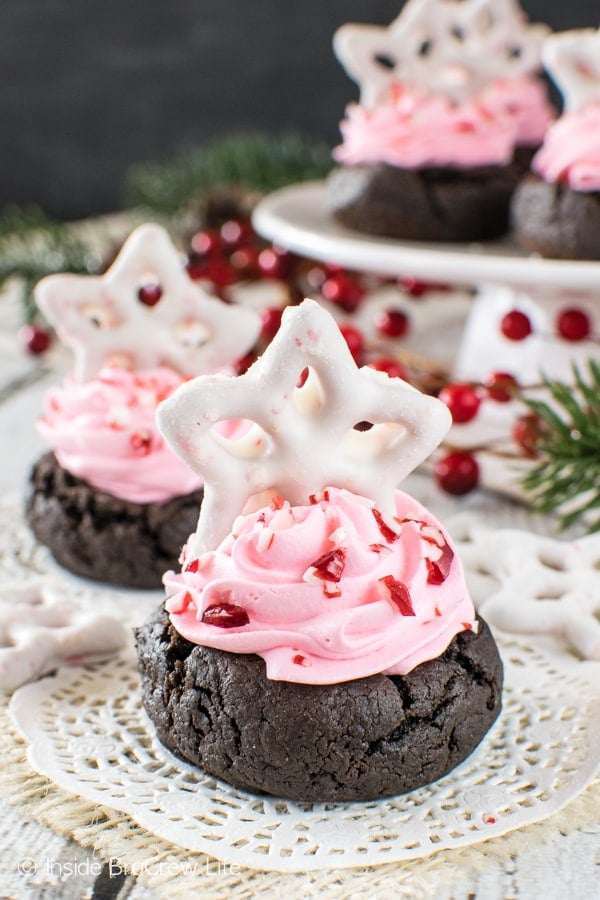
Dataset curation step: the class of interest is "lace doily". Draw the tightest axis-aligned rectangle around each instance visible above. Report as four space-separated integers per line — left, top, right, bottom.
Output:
3 495 600 872
9 640 599 873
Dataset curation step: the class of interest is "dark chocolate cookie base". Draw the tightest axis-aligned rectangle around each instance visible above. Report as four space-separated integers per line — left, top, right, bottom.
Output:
328 160 523 242
135 607 503 802
26 452 202 589
512 173 600 260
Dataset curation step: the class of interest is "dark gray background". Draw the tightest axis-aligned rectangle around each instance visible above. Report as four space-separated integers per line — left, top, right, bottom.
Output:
2 1 598 218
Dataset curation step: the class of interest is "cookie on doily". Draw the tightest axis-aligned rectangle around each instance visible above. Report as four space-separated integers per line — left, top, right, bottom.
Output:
134 298 503 802
328 0 553 242
26 224 261 588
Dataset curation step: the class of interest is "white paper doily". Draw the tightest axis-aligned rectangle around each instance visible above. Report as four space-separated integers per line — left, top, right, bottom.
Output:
9 639 599 873
3 494 600 872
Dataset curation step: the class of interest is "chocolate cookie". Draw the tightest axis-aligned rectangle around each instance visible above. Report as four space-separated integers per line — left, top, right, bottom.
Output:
135 607 503 802
26 452 202 589
328 161 524 242
512 173 600 260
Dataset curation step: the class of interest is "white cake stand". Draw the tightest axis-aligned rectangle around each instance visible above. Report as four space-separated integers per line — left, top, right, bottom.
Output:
252 181 600 289
253 181 600 501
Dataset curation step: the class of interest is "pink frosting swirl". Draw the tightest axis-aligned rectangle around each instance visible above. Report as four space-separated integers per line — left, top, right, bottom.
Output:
533 103 600 192
164 488 476 685
334 78 553 170
37 367 203 504
481 75 555 148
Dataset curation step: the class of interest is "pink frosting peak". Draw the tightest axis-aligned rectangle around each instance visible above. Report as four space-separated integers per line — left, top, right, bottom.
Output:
164 488 476 685
37 366 203 505
533 103 600 192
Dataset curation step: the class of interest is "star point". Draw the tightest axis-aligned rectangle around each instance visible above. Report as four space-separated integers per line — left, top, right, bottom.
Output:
334 0 548 107
35 223 261 382
158 299 451 552
542 28 600 114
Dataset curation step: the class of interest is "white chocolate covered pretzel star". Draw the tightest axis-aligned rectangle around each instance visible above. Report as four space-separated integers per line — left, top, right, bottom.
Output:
0 580 126 692
158 299 451 552
454 522 600 662
334 0 548 107
36 223 261 382
543 28 600 114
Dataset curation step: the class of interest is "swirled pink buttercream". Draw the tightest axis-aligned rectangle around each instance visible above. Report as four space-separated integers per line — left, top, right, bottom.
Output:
164 488 476 685
481 75 555 148
533 103 600 192
334 84 516 169
37 367 203 504
334 78 553 170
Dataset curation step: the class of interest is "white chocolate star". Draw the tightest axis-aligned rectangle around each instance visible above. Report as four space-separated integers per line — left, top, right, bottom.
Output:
158 299 451 552
334 0 549 106
542 28 600 114
453 520 600 662
0 579 126 692
35 223 261 382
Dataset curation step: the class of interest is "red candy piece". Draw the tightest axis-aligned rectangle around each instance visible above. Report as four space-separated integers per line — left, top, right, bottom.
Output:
372 508 400 542
380 576 415 616
201 603 250 628
308 547 347 582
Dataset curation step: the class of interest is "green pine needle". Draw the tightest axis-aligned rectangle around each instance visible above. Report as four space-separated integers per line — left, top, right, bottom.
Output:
125 131 333 215
521 360 600 532
0 204 92 323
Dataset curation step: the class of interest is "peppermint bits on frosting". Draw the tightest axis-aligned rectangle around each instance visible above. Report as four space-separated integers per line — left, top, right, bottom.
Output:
35 223 261 383
157 299 451 553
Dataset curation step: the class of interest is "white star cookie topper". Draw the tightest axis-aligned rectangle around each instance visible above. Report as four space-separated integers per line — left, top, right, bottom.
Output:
453 518 600 662
158 299 451 552
334 0 549 107
35 223 261 382
542 28 600 114
0 579 126 692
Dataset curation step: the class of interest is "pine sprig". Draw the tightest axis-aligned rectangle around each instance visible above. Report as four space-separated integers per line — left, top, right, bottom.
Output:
0 204 93 323
521 360 600 532
125 131 333 216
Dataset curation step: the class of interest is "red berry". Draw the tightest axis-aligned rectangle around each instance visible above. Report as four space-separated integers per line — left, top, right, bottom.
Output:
339 324 365 364
501 310 532 341
190 229 222 257
369 357 407 379
512 413 542 458
484 371 519 403
18 324 52 355
260 306 283 340
306 265 328 290
439 383 482 424
398 277 429 297
137 282 163 306
556 307 591 342
196 258 236 288
229 246 260 277
257 247 292 279
220 218 253 249
201 603 250 629
435 452 479 495
374 308 410 339
321 273 364 312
